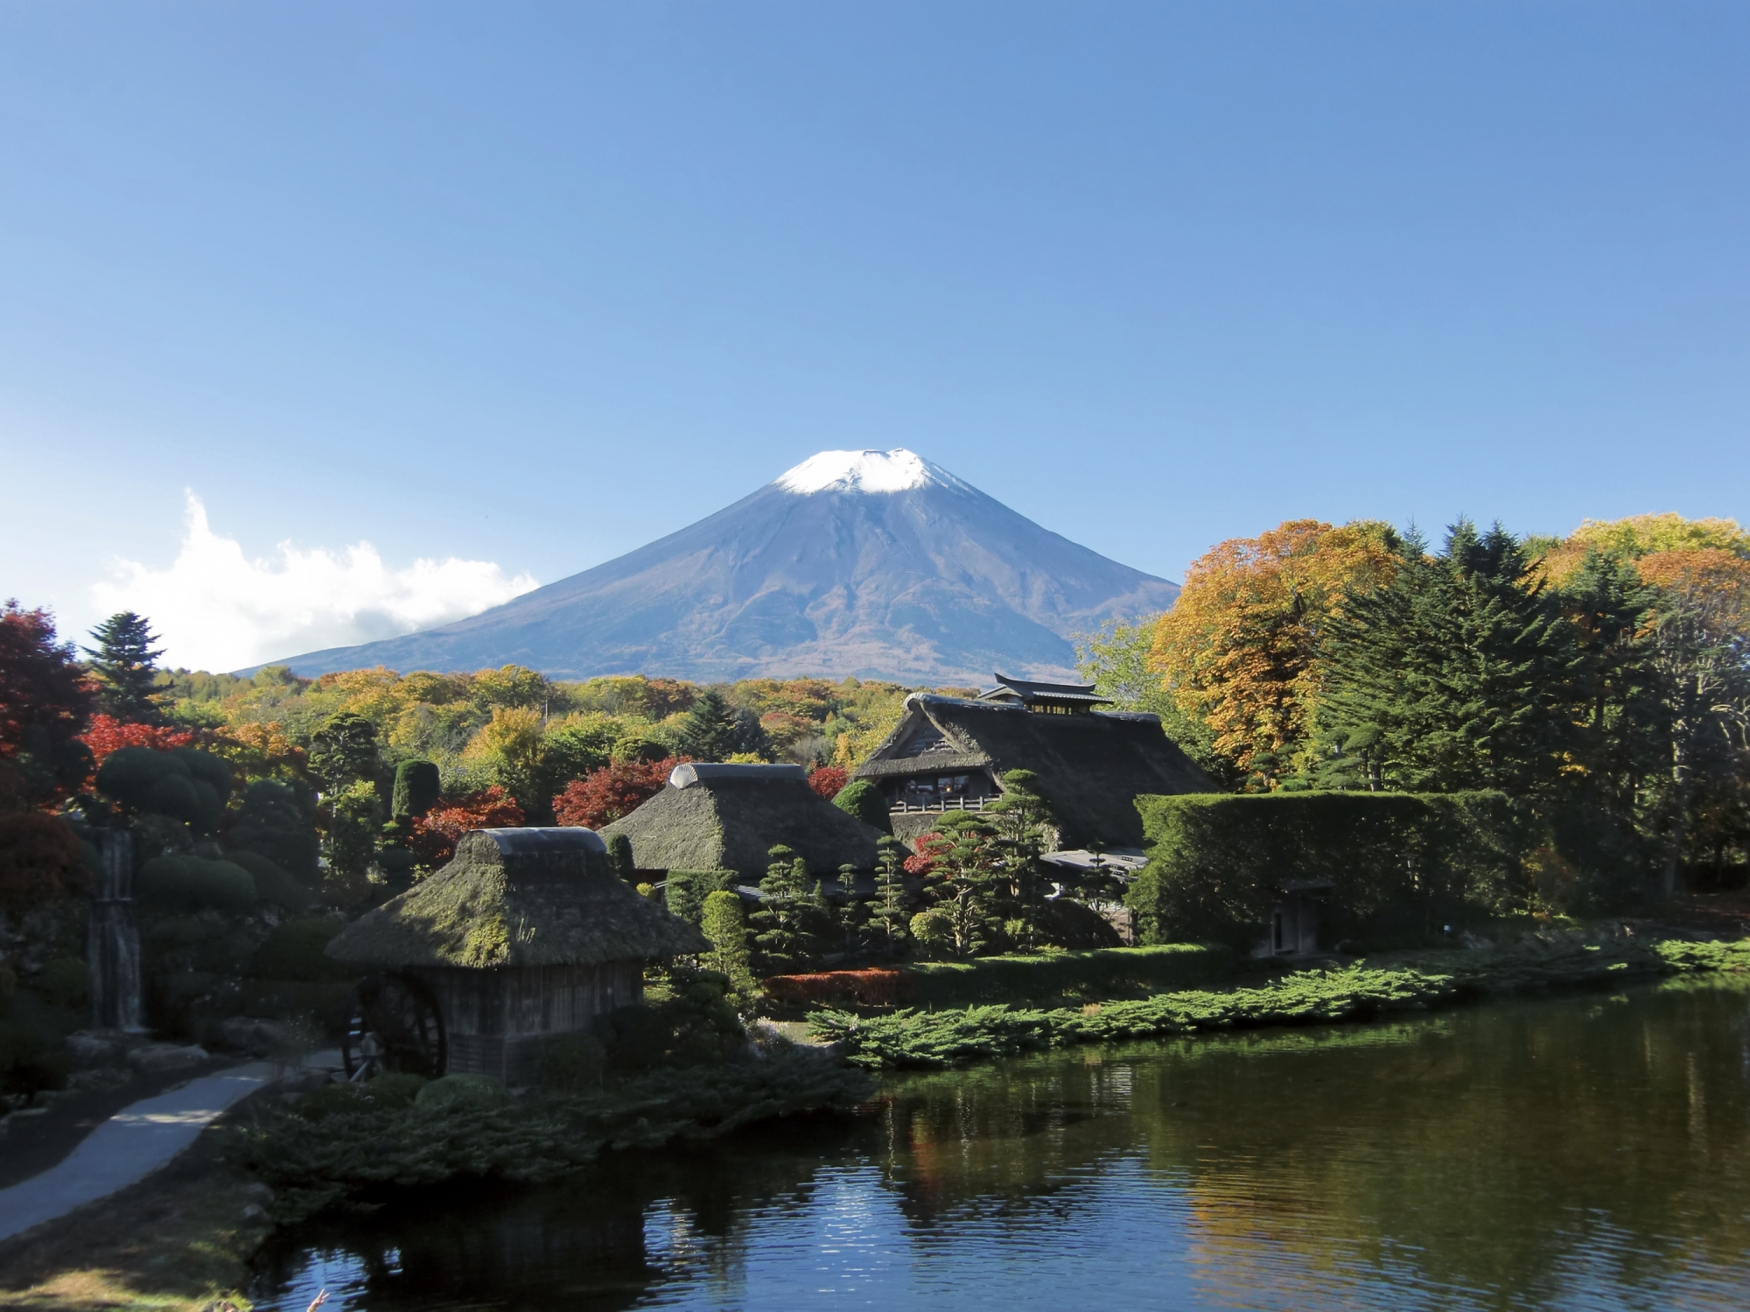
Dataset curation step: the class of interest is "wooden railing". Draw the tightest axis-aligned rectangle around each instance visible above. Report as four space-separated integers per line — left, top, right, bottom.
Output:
889 796 991 814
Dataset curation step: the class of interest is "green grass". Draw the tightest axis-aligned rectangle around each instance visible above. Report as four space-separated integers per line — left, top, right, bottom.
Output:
809 936 1750 1070
905 943 1236 1007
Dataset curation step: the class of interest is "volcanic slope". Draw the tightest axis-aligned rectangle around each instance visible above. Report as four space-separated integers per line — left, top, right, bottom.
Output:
273 450 1179 682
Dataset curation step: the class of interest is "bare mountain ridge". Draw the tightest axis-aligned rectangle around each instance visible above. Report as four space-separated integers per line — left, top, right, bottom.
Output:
273 450 1179 682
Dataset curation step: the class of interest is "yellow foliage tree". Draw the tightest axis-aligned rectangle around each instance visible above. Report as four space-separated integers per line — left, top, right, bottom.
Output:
1150 519 1401 788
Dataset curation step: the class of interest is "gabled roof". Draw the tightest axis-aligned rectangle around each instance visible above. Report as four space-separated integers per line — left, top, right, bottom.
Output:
600 767 885 879
979 672 1113 709
853 694 1215 848
326 827 707 969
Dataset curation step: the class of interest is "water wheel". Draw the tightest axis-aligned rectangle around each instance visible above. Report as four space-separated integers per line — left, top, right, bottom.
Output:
343 971 447 1081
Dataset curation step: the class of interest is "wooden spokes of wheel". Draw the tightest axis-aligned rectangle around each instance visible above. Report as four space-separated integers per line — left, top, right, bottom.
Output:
343 971 447 1081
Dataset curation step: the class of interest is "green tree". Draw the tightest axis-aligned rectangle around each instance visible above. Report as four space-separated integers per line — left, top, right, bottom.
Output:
606 832 637 882
1076 615 1233 785
391 759 442 820
832 779 892 833
914 812 1004 958
1312 522 1583 799
676 690 771 762
700 889 756 996
83 611 165 723
987 769 1052 951
748 845 813 974
309 713 383 793
871 836 911 955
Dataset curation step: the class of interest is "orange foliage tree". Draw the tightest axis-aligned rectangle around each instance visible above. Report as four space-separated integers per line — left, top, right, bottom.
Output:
553 757 688 831
81 713 198 765
410 785 526 868
1150 520 1401 788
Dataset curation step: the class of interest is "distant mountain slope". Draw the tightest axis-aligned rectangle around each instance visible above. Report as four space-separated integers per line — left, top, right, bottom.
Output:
271 449 1178 682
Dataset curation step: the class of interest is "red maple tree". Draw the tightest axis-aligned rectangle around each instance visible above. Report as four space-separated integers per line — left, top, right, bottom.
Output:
0 601 97 809
410 785 526 867
553 757 688 831
81 713 199 766
807 765 848 799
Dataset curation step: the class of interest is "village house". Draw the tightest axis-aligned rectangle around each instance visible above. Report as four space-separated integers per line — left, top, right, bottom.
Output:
326 827 707 1085
850 674 1214 850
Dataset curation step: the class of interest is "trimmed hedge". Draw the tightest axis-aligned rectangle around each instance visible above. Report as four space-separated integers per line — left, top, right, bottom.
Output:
1128 790 1528 950
832 780 891 834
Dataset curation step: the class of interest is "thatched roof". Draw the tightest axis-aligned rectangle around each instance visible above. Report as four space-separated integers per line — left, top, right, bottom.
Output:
600 764 884 879
326 828 708 969
854 694 1215 849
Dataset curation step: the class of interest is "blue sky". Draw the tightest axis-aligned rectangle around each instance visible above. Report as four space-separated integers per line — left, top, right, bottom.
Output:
2 2 1746 669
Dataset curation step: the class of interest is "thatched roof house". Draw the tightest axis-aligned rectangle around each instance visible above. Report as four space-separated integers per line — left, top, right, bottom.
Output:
328 827 707 969
600 763 884 880
852 687 1214 850
327 827 706 1084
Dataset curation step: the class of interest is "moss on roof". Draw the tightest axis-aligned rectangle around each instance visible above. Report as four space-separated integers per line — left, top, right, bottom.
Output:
326 828 708 969
600 775 883 880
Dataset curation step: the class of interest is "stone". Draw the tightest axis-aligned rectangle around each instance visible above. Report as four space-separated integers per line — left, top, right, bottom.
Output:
65 1032 125 1065
128 1043 210 1073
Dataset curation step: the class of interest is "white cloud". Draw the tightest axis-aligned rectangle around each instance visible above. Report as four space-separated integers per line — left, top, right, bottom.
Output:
92 492 539 672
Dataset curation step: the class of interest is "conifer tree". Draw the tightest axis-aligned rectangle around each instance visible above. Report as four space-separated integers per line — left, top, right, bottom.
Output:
700 889 756 996
749 844 812 974
676 689 771 761
83 611 165 723
871 836 910 955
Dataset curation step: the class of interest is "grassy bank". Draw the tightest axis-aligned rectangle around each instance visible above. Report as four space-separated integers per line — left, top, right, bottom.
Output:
808 937 1750 1070
904 943 1234 1007
229 1046 873 1220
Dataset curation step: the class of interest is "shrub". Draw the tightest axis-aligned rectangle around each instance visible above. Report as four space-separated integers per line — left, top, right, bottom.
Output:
762 968 917 1007
1128 790 1528 950
248 919 355 982
607 832 636 882
227 850 314 909
138 854 257 912
96 746 231 832
832 780 891 834
0 1015 68 1101
906 943 1233 1007
701 890 756 995
909 909 954 958
415 1073 508 1110
228 780 320 884
391 759 442 819
540 1032 607 1092
34 956 91 1011
664 868 735 927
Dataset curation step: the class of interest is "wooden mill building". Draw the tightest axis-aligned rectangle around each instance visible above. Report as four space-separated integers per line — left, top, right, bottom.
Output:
326 827 707 1085
851 674 1214 850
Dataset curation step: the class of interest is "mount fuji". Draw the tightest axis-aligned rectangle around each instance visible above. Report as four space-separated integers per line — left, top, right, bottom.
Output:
271 450 1179 682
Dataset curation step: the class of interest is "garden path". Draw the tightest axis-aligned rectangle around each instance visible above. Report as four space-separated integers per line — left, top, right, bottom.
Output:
0 1051 341 1243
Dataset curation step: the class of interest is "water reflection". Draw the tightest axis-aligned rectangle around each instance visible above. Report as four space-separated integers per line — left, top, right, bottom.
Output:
255 980 1750 1311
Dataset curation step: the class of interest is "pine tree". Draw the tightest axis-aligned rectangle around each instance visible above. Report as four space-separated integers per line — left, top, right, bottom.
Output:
871 836 910 955
83 611 165 723
1312 522 1583 798
749 845 812 974
676 689 771 761
988 769 1051 951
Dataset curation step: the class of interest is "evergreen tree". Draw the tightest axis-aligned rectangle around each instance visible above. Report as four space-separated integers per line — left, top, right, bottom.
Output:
308 712 382 793
748 844 812 974
676 689 771 761
1312 522 1583 798
987 769 1051 950
835 862 860 954
83 611 165 723
871 835 910 955
700 889 757 996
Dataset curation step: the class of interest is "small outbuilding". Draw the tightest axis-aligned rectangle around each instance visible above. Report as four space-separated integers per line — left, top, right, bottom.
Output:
326 827 707 1085
600 762 885 883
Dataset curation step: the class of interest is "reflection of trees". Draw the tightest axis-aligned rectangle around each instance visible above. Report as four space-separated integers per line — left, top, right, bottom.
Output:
259 985 1750 1309
1125 985 1750 1306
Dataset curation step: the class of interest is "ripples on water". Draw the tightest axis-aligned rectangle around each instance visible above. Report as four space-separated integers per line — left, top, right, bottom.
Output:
255 980 1750 1311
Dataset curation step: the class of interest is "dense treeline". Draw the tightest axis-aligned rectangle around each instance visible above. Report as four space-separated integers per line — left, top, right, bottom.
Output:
1080 513 1750 904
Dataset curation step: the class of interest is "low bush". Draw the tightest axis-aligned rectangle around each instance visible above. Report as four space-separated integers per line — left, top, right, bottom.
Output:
810 937 1750 1069
248 919 355 982
906 943 1235 1007
229 1046 876 1216
415 1073 507 1110
139 854 257 913
226 851 313 909
763 968 917 1008
832 780 891 834
1128 790 1529 950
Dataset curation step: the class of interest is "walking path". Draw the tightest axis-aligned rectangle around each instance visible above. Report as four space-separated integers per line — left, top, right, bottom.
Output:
0 1051 342 1243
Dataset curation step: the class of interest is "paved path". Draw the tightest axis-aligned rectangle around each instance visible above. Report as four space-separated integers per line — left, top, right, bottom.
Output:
0 1051 342 1243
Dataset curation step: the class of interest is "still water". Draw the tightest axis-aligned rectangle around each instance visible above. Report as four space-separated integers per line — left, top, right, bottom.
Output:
255 980 1750 1311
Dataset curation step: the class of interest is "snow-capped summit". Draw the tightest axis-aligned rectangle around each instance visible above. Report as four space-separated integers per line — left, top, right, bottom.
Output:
273 450 1178 682
775 448 964 495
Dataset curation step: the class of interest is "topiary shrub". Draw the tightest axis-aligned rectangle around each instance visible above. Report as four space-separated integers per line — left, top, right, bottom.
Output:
138 854 258 913
909 909 955 959
607 832 637 882
391 759 442 820
701 890 756 995
228 779 320 883
833 780 891 834
663 868 736 927
96 746 231 833
226 850 313 909
248 918 355 982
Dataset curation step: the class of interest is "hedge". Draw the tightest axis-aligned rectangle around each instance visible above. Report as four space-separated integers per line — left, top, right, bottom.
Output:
1128 790 1528 951
907 943 1235 1007
138 854 258 912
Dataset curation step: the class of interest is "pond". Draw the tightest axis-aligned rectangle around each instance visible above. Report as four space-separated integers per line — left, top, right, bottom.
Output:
254 979 1750 1310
